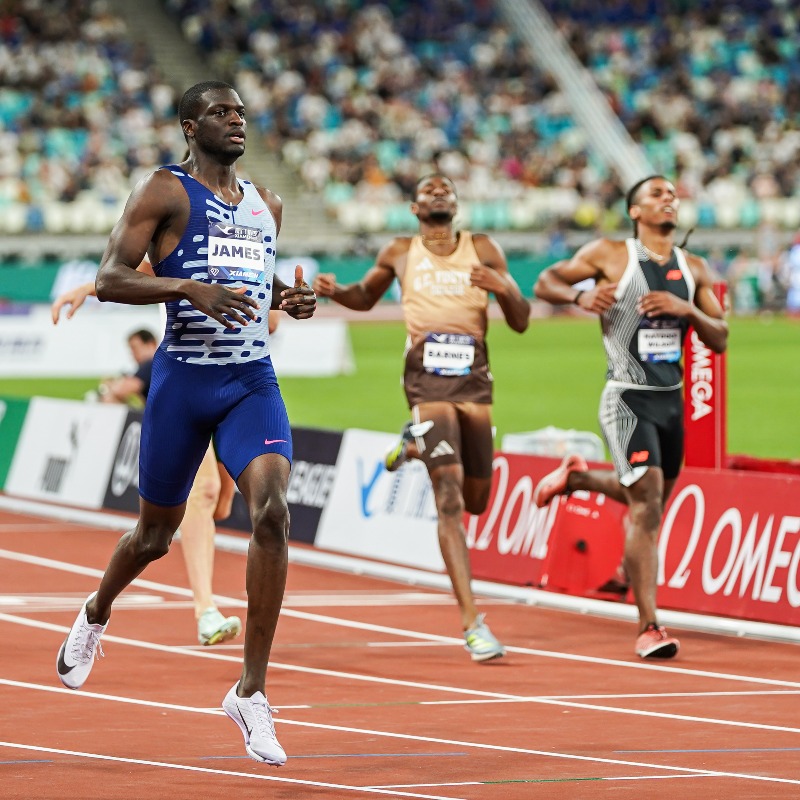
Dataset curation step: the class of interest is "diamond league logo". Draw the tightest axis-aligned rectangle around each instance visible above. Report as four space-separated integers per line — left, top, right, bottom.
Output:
210 267 220 278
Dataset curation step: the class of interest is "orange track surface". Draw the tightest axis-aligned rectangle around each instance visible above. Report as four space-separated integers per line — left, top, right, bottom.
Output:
1 508 799 799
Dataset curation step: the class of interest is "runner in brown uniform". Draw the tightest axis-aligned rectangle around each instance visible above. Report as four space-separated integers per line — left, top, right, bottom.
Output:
313 174 530 661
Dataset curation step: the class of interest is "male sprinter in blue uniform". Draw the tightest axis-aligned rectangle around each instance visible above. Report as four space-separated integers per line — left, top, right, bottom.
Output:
56 81 315 766
533 175 727 660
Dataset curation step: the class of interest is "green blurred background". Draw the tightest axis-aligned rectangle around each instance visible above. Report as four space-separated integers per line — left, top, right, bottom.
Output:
3 314 798 460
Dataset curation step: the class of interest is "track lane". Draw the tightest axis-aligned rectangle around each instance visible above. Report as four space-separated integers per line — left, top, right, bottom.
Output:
2 511 799 799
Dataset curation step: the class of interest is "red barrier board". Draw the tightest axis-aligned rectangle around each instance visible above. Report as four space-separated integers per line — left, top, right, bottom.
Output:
683 281 728 469
658 467 800 626
467 453 800 628
465 454 626 593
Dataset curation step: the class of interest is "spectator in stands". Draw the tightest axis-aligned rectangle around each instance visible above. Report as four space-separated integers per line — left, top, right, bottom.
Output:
532 175 728 660
313 173 530 663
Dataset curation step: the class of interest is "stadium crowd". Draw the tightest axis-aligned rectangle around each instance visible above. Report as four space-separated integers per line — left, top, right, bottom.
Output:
166 0 800 233
1 0 799 243
0 0 183 233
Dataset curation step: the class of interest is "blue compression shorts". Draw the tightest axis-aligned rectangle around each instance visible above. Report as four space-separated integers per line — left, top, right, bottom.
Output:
139 348 292 506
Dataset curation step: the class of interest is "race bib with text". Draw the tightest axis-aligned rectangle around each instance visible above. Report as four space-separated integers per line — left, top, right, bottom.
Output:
423 333 475 376
638 320 681 363
207 221 265 283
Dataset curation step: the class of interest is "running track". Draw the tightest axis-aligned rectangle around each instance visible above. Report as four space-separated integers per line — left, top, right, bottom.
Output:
1 502 798 799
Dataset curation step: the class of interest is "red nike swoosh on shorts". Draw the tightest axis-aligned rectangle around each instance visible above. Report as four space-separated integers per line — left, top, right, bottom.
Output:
264 438 287 445
252 209 266 215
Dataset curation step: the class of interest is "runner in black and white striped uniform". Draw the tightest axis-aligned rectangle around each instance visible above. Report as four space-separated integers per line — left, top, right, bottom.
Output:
531 175 728 660
598 237 694 488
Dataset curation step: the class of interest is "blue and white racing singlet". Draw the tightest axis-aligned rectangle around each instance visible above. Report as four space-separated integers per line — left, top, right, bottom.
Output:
153 165 277 364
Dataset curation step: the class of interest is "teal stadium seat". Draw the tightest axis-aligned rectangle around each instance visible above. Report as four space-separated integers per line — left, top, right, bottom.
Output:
491 200 512 230
696 202 717 228
375 141 402 173
385 203 417 232
468 202 493 230
739 199 760 228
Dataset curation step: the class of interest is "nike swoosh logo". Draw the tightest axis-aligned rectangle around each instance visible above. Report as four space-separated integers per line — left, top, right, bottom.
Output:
264 438 287 445
251 209 266 216
235 706 253 738
57 641 75 675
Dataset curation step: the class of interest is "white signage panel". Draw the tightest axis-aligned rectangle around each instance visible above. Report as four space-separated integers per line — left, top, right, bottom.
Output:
315 429 442 570
5 398 128 508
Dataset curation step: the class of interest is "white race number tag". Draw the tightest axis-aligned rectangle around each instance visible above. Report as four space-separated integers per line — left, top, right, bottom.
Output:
638 326 681 363
423 333 475 376
208 221 265 283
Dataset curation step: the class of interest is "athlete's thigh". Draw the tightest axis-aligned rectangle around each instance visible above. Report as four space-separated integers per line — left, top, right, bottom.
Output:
621 462 664 508
655 390 684 481
236 452 291 513
456 402 494 480
139 353 214 506
214 360 292 481
410 401 461 472
599 385 662 488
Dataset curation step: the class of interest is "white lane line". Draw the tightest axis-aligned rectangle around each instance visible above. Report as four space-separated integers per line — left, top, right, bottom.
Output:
0 678 225 715
3 494 799 646
5 610 800 743
9 610 800 735
501 696 800 735
609 773 716 781
421 689 800 703
279 607 800 689
1 546 799 691
0 592 454 612
0 683 797 787
0 741 466 800
0 594 195 614
0 615 526 701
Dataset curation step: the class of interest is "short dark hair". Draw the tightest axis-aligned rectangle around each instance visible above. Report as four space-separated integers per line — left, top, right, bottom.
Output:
625 174 666 211
128 329 156 345
178 81 235 128
413 173 457 200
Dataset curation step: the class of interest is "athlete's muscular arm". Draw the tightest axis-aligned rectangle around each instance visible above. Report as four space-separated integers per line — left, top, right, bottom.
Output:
639 254 728 353
312 238 405 310
470 234 529 333
535 239 626 314
96 170 258 330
